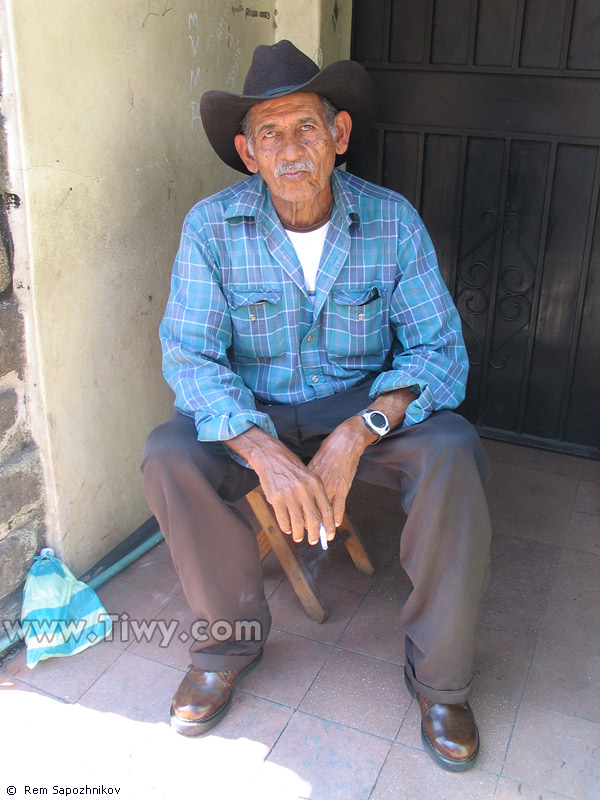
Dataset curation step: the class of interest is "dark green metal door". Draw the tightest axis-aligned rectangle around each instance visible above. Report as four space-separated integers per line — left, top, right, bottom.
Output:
350 0 600 458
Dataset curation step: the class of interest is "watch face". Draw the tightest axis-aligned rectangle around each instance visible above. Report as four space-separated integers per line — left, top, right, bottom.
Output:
370 412 387 429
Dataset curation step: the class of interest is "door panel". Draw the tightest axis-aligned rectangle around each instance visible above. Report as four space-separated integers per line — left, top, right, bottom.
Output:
350 0 600 457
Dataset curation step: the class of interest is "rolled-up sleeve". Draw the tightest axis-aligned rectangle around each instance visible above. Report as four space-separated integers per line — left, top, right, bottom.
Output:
159 214 277 442
369 210 468 426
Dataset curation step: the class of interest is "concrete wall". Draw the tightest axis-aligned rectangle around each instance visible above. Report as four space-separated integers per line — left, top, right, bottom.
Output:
0 0 352 588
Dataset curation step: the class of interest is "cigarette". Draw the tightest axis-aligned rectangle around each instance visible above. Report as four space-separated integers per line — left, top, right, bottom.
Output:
319 523 328 551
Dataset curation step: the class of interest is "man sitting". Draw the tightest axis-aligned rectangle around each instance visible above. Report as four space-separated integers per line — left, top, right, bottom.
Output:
142 40 491 772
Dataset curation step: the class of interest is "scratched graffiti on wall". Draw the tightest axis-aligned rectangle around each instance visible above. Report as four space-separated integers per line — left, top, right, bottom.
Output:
188 5 273 131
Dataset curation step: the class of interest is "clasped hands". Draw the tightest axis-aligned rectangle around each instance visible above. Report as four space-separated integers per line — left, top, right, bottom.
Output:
227 388 414 546
254 416 373 546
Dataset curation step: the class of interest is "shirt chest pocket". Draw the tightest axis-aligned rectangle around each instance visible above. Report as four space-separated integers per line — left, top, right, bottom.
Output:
226 288 287 359
325 286 387 358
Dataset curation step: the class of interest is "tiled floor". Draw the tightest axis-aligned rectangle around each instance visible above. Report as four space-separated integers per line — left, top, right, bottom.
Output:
1 439 599 799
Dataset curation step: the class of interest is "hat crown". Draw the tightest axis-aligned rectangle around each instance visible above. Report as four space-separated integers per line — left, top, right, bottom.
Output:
242 40 320 98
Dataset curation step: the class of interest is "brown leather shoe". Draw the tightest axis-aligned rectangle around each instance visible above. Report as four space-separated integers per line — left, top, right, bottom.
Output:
404 672 479 771
170 650 263 736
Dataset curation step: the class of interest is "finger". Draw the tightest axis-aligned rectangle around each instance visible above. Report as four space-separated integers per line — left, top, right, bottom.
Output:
274 507 292 536
270 495 304 541
289 509 306 543
314 494 336 543
332 493 346 533
304 509 324 546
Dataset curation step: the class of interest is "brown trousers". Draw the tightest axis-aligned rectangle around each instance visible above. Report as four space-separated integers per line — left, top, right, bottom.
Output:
141 380 491 704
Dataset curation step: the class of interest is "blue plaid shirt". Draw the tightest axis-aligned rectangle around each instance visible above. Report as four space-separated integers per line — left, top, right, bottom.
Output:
160 169 468 442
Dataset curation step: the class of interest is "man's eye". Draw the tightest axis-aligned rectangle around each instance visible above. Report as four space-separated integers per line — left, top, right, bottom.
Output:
300 125 314 132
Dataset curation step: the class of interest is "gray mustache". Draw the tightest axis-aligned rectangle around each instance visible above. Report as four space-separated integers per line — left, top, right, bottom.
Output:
274 160 316 177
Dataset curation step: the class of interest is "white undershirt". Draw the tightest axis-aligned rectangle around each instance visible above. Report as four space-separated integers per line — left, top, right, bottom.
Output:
286 222 330 298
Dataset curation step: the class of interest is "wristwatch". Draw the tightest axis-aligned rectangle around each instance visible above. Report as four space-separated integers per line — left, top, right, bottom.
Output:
356 409 390 443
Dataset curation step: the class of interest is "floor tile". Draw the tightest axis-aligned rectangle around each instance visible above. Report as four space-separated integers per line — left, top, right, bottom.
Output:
473 626 536 699
495 777 574 799
503 703 600 800
370 744 498 800
78 649 183 723
358 533 398 571
489 534 561 591
116 539 180 599
579 458 600 483
0 671 67 698
337 594 405 665
261 551 287 599
126 590 198 669
563 510 600 556
574 479 600 517
486 462 578 546
303 539 375 593
96 569 179 650
241 628 331 707
0 688 165 797
484 439 585 478
299 648 409 739
524 640 600 723
541 548 600 655
254 710 391 800
541 588 600 656
267 578 363 644
3 638 122 702
127 692 294 798
550 546 600 597
396 688 517 774
479 576 550 638
470 690 519 773
367 554 413 603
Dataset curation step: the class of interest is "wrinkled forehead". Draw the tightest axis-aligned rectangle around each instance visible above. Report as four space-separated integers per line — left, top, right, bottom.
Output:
247 92 328 128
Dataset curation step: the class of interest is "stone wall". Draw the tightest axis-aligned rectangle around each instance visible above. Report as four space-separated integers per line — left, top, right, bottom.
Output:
0 184 46 619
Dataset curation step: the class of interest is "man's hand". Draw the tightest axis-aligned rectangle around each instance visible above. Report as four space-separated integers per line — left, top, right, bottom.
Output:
307 386 417 531
227 387 416 546
227 427 336 545
307 416 374 535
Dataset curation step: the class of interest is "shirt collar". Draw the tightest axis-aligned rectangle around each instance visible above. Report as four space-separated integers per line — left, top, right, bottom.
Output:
222 169 361 230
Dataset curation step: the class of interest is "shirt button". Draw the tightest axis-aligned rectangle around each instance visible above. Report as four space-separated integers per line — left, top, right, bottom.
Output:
249 314 256 322
306 334 313 342
312 375 319 383
358 313 365 321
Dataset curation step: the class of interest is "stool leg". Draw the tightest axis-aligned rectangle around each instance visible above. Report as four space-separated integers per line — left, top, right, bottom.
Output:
339 514 376 576
246 490 329 623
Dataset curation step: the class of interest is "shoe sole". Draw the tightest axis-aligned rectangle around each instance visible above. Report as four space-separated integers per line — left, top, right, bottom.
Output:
170 650 264 737
404 671 479 773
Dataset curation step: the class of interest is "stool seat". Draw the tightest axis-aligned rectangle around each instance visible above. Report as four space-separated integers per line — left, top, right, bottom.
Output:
246 487 375 623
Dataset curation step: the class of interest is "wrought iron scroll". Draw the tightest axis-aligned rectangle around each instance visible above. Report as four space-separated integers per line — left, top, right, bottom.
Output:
456 210 535 369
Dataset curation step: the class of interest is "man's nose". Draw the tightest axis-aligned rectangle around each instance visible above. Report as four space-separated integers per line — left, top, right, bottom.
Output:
278 129 305 160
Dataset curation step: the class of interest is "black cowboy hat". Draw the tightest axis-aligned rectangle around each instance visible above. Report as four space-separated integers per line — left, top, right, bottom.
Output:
200 40 375 175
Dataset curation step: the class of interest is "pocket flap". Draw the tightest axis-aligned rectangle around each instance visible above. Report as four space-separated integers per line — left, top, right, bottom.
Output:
331 286 382 306
226 288 282 309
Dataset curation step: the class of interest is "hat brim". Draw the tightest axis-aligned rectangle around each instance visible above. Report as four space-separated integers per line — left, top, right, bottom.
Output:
200 60 375 174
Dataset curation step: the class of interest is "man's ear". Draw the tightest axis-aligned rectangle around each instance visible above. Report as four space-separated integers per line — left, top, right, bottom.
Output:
234 134 259 173
333 111 352 156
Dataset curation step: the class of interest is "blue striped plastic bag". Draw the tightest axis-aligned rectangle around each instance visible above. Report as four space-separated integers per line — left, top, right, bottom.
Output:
21 548 113 668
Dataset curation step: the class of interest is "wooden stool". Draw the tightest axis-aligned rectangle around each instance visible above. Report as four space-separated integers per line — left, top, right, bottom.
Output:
246 487 375 623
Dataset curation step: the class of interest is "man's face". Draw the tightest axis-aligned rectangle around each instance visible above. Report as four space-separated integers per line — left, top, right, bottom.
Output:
234 92 351 207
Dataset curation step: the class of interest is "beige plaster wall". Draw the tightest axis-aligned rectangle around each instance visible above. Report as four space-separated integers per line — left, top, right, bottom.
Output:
1 0 351 576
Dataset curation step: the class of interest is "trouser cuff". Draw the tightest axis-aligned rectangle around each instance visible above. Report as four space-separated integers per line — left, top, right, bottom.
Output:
189 647 263 672
404 658 473 705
